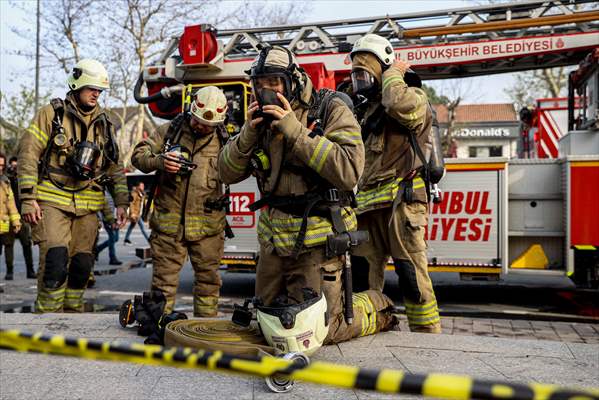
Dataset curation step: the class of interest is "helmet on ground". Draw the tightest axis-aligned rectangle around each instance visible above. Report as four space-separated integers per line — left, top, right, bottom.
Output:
67 59 110 91
246 45 304 103
190 86 228 126
256 289 329 356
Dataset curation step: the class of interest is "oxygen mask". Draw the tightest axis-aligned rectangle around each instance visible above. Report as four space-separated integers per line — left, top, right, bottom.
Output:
67 140 100 180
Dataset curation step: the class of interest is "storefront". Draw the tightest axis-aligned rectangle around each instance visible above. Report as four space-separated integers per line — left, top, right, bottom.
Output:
434 103 519 158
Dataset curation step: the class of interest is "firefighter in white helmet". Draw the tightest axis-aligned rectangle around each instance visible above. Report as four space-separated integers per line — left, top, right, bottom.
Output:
350 34 442 333
131 86 230 317
17 58 129 313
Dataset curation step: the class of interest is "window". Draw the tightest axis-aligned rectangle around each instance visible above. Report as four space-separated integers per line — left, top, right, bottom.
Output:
489 146 503 157
468 146 503 158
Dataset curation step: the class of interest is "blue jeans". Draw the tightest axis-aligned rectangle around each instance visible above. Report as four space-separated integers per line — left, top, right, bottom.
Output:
97 220 120 261
124 219 150 242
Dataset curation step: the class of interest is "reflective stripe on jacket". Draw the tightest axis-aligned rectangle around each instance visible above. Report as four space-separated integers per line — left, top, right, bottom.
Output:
131 119 226 241
17 94 128 214
356 67 432 214
219 78 364 257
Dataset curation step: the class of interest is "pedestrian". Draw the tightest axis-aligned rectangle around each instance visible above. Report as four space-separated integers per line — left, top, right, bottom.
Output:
349 34 441 333
123 182 150 245
17 59 129 313
131 86 229 317
218 45 398 349
97 192 122 265
3 156 35 279
0 153 22 280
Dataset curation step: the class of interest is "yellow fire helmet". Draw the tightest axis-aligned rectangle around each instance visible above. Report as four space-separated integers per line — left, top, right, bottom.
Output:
190 86 228 127
256 291 329 356
67 59 110 91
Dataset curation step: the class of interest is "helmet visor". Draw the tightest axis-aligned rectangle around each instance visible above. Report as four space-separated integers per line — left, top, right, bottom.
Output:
351 69 376 96
251 72 292 101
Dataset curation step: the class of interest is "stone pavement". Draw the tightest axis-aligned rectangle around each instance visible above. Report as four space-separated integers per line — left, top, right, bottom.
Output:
1 313 598 400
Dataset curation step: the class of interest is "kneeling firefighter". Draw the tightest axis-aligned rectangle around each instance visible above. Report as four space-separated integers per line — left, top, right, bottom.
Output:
131 86 230 317
17 59 129 313
350 34 443 333
218 44 398 347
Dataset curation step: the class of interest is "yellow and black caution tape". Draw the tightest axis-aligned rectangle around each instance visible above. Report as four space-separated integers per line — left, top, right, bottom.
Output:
1 329 598 400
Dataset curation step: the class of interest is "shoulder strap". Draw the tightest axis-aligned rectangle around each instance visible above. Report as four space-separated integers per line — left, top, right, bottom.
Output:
163 113 187 150
50 98 65 136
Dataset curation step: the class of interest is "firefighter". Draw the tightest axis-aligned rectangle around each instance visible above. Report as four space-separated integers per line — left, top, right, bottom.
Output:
17 59 129 313
219 45 398 345
131 86 228 317
349 34 441 333
1 153 22 280
2 155 34 279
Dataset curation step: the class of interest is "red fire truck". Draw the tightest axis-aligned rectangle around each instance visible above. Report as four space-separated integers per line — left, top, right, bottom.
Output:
134 0 599 287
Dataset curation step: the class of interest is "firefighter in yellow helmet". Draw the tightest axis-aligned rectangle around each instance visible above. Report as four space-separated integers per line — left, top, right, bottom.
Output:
17 58 129 313
349 34 441 333
131 85 229 317
219 45 398 346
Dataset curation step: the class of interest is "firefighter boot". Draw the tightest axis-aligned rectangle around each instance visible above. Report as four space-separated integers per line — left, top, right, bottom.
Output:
26 265 36 279
64 253 94 312
194 295 219 317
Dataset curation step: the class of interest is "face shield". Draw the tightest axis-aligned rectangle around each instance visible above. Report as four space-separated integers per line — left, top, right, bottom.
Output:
251 73 291 106
351 68 377 97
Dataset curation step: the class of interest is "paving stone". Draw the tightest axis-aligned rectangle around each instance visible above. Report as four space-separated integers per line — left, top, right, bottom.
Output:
477 354 599 388
150 375 254 400
571 324 599 338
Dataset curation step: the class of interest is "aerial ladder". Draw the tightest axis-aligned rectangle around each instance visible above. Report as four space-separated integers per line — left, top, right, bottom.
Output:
133 0 599 287
135 0 599 121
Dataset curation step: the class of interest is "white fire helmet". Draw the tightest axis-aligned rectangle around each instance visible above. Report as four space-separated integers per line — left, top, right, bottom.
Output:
67 59 110 91
190 86 228 127
257 292 329 356
350 34 395 67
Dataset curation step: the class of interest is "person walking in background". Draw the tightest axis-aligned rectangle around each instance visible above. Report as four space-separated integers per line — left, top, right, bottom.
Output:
3 156 35 279
123 182 150 245
97 192 122 265
0 153 22 280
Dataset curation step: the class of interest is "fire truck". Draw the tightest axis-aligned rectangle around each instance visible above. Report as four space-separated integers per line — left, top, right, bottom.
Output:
133 0 599 287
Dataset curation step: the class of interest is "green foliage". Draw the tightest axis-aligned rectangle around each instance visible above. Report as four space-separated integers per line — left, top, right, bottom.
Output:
422 84 450 105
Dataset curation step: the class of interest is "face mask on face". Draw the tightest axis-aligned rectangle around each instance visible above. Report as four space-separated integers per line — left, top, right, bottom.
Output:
351 69 378 98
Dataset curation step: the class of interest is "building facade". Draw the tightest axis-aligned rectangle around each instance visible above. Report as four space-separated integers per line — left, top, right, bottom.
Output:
433 103 519 159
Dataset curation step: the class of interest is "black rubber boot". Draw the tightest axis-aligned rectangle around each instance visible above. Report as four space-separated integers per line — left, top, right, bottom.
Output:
5 266 13 280
26 265 36 279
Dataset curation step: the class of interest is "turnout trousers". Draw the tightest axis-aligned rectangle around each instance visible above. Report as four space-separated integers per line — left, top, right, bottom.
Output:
32 205 98 313
354 201 441 333
256 245 397 344
150 231 224 317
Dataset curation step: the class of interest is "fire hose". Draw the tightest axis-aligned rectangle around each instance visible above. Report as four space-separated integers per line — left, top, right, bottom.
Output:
1 329 597 400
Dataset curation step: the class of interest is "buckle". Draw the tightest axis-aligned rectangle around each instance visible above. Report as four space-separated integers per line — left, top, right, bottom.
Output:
324 188 339 202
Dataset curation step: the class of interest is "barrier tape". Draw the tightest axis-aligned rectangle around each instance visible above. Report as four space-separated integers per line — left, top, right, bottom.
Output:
1 329 598 400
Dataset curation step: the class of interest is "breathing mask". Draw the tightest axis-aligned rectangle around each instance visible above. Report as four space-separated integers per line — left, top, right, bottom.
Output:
351 68 379 98
67 140 100 181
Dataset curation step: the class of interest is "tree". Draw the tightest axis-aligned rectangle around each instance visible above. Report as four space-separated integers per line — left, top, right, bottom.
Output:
422 84 449 105
0 85 50 155
504 66 571 109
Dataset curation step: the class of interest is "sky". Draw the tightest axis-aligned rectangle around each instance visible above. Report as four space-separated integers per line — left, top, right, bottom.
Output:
0 0 517 104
